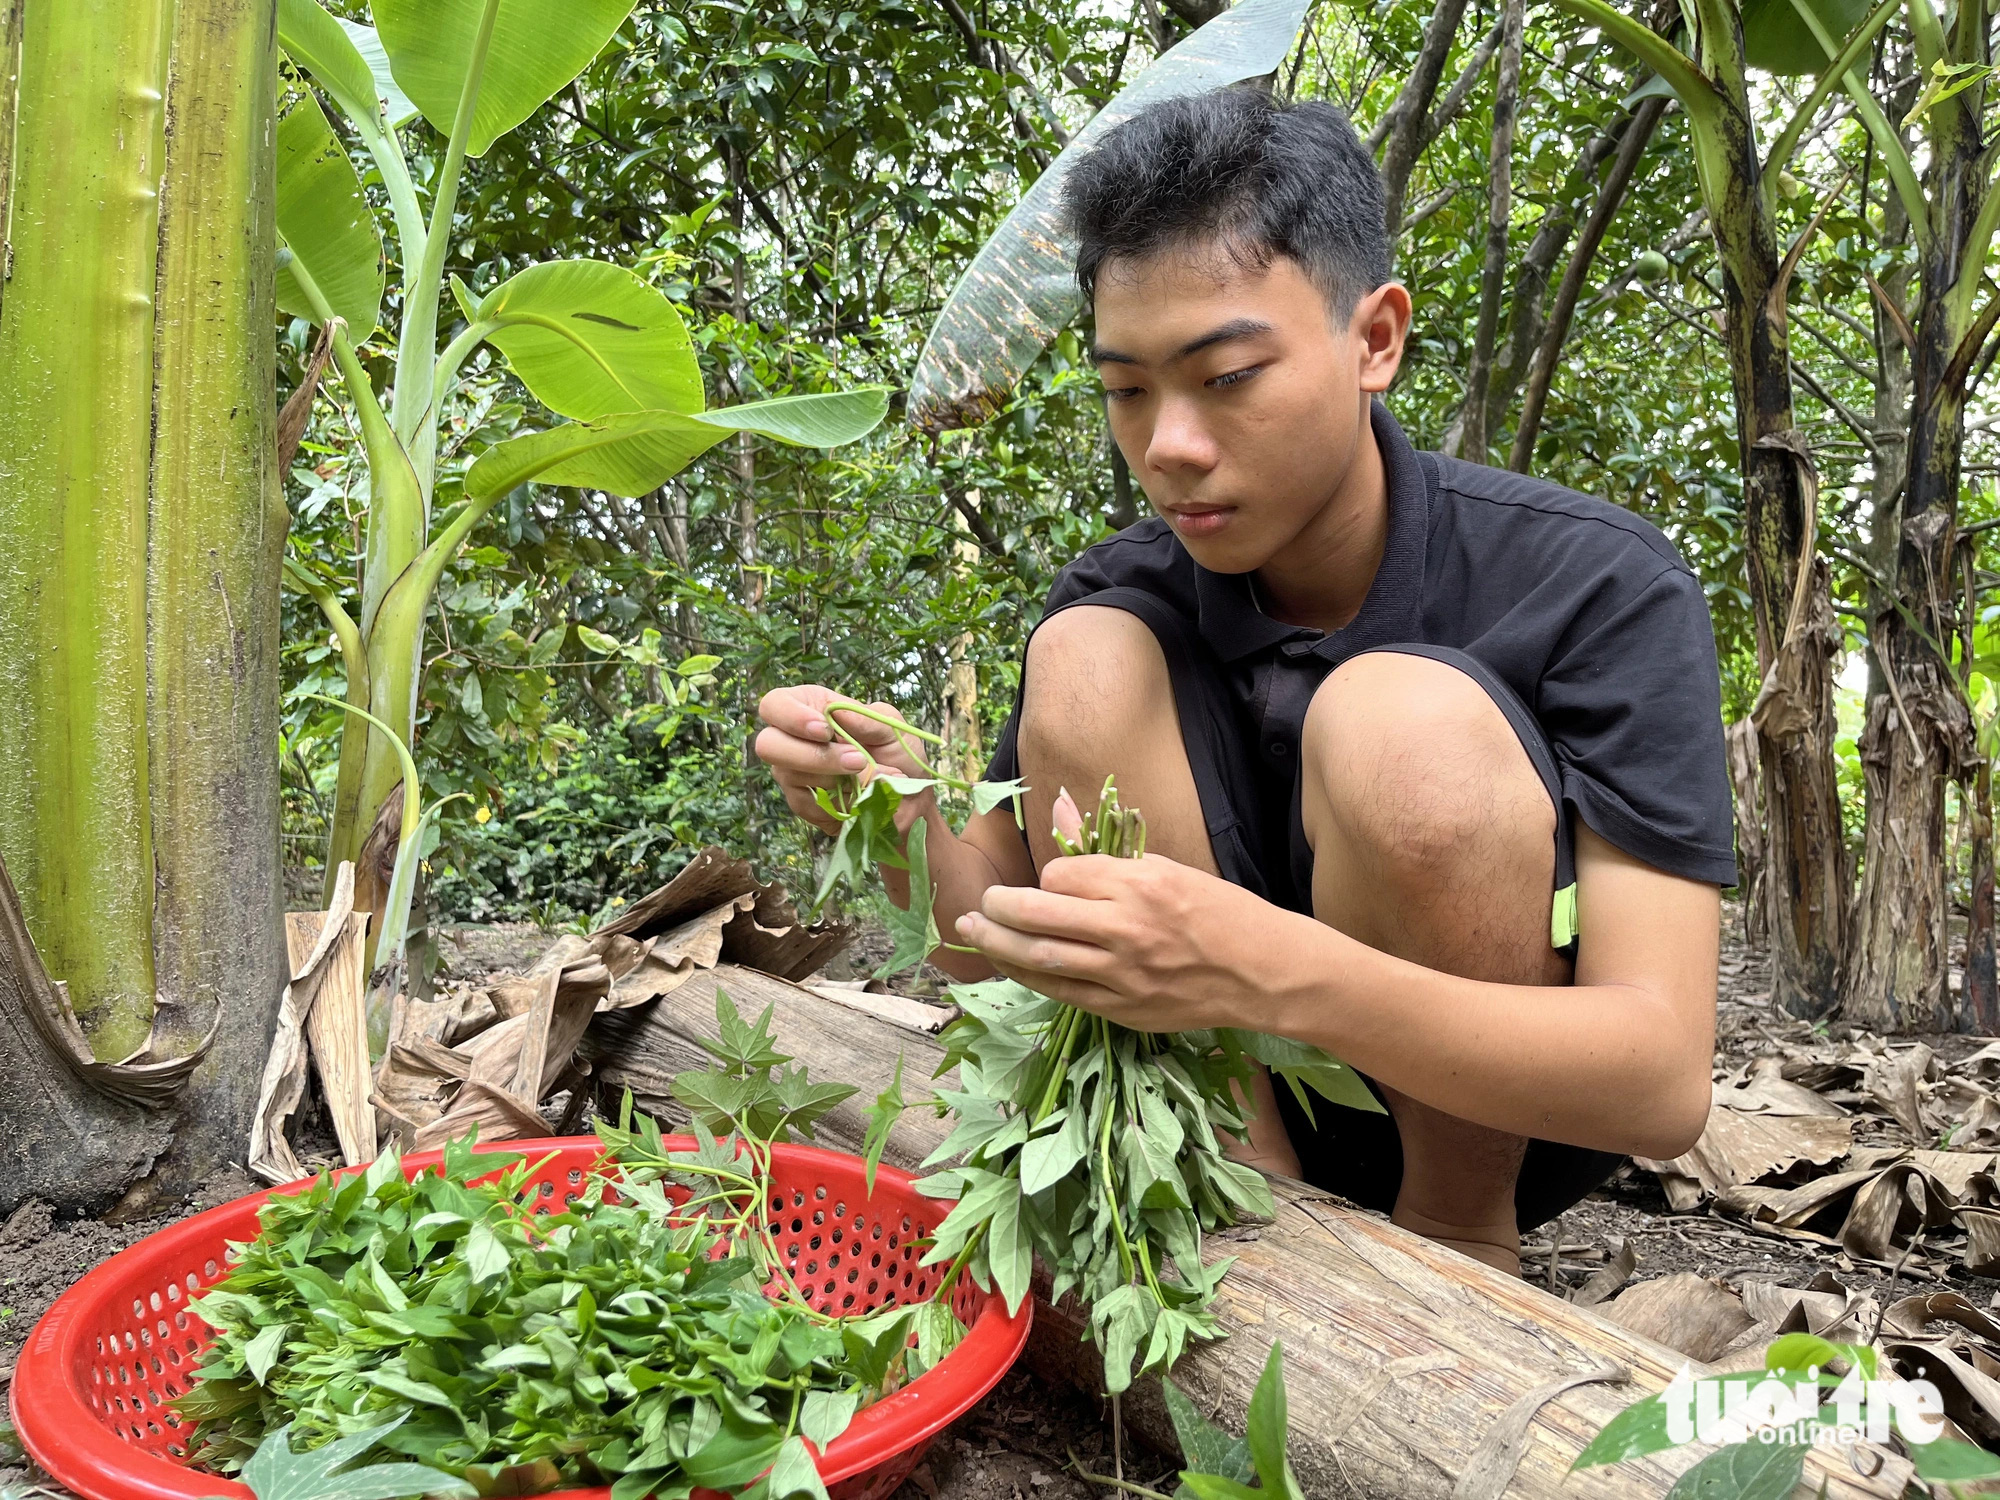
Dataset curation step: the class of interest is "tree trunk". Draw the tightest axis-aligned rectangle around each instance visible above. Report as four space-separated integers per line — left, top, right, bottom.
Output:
0 0 171 1062
1375 0 1471 247
1700 95 1847 1016
0 0 284 1214
1725 718 1768 948
1508 96 1667 471
131 0 288 1207
1480 110 1628 440
1968 755 1996 1032
589 965 1911 1499
1845 92 1982 1033
1448 0 1523 464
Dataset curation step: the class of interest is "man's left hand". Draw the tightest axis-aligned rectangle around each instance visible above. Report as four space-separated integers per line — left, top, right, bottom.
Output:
953 850 1315 1031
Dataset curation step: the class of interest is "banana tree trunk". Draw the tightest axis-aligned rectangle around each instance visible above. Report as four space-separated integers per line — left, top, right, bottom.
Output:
1707 102 1848 1019
1843 60 1991 1031
1847 261 1978 1029
0 0 171 1063
0 0 285 1213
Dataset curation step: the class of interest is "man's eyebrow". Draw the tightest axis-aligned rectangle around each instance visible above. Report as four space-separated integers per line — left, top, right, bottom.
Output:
1172 316 1274 361
1089 317 1276 368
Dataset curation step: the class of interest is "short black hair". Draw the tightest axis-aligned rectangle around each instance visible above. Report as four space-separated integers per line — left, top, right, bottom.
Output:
1059 87 1390 316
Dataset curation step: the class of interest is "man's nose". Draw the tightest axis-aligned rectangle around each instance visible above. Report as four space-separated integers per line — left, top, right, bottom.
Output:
1145 396 1217 475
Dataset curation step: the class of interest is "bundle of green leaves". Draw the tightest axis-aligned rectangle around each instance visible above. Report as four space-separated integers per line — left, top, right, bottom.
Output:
817 760 1377 1395
1160 1342 1306 1500
175 1000 954 1500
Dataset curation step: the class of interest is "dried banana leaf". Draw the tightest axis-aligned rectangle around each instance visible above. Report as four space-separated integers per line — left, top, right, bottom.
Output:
907 0 1311 433
249 864 365 1183
0 844 216 1108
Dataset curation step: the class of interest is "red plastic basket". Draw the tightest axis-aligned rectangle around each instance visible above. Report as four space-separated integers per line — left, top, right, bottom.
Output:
12 1137 1030 1500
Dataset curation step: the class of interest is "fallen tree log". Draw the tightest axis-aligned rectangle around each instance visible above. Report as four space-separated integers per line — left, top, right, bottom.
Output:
586 964 1910 1499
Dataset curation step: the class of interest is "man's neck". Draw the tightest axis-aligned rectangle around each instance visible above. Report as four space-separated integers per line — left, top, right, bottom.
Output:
1251 413 1389 635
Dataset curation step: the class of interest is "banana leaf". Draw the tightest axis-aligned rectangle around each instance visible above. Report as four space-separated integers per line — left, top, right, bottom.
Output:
907 0 1309 433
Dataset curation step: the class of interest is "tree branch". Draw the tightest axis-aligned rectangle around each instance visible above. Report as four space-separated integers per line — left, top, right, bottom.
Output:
1419 14 1505 150
1508 94 1670 471
1373 0 1471 242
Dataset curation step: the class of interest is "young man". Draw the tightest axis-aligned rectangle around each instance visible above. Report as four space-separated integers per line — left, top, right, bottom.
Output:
755 87 1728 1275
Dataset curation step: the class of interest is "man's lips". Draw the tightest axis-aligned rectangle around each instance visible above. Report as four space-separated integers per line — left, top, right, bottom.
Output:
1164 505 1236 538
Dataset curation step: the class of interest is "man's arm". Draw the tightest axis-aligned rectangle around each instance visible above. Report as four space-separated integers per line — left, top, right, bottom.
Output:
754 685 1035 982
954 822 1718 1161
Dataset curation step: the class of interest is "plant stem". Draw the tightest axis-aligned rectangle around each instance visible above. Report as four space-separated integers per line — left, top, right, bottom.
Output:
394 0 500 486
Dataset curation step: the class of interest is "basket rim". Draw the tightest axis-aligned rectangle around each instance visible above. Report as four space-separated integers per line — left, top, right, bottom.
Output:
12 1135 1030 1500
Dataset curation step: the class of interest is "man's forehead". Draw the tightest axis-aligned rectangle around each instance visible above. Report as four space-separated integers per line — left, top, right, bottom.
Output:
1089 252 1322 364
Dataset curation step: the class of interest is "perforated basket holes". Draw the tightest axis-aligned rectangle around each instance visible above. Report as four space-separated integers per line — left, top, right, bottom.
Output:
83 1258 229 1459
518 1155 622 1215
763 1180 937 1317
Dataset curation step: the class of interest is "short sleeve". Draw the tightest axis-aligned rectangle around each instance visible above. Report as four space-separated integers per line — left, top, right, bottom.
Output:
1540 567 1738 886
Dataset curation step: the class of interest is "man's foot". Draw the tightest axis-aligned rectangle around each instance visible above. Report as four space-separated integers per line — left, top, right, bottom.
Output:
1390 1202 1522 1276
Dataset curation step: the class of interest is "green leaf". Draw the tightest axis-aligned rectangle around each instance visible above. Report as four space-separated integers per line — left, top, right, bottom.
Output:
237 1420 473 1500
1901 59 1995 127
463 389 891 501
1571 1390 1676 1470
798 1389 859 1449
1764 1333 1876 1381
243 1322 289 1386
1911 1437 2000 1482
987 1179 1034 1315
275 93 384 337
1243 1343 1298 1499
278 0 388 137
464 1219 509 1283
877 817 940 979
1018 1107 1088 1196
1741 0 1869 73
908 0 1310 431
1163 1380 1254 1490
675 1398 783 1489
1225 1030 1385 1119
764 1435 830 1500
861 1054 907 1194
971 778 1029 819
476 259 702 419
576 624 623 655
1664 1442 1809 1500
1176 1476 1262 1500
374 0 638 159
335 16 419 127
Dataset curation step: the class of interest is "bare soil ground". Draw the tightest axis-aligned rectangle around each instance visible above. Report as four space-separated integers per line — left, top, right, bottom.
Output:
5 901 1992 1500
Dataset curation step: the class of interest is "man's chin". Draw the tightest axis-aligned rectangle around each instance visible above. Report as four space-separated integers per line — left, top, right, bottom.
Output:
1173 529 1272 576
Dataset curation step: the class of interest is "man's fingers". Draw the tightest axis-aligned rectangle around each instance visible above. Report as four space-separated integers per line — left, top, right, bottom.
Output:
957 907 1111 976
1037 853 1150 900
754 725 869 779
826 698 917 749
758 684 842 740
976 882 1121 943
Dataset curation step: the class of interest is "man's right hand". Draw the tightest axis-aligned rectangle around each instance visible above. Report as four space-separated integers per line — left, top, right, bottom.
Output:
754 685 932 835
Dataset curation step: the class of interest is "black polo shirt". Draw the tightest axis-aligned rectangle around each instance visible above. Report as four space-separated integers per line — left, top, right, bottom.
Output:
986 400 1737 902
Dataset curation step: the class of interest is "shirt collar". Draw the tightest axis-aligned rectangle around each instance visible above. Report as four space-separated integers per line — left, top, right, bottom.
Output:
1192 399 1431 663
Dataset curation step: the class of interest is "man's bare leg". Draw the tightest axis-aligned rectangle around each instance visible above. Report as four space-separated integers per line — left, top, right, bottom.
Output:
1016 606 1301 1175
1300 651 1573 1275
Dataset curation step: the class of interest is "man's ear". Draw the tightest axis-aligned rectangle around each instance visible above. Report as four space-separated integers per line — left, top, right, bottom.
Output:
1352 283 1412 393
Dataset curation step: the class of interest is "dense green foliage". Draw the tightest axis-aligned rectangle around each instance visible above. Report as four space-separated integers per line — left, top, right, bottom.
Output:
178 1025 951 1500
277 0 2000 928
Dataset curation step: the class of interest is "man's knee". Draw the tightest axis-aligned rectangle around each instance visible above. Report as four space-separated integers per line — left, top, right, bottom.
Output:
1301 652 1552 879
1020 606 1173 755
